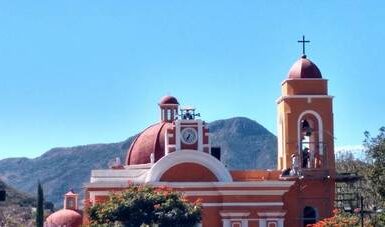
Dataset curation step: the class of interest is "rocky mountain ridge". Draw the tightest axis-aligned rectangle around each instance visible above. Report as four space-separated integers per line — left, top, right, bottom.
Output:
0 117 277 207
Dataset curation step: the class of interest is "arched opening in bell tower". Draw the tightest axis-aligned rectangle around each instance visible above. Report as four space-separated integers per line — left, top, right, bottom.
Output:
297 111 324 169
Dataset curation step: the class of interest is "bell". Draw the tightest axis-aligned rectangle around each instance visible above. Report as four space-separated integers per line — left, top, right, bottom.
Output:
301 120 312 136
306 127 313 136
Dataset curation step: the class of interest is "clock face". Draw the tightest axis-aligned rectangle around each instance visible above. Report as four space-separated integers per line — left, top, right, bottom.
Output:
181 128 198 144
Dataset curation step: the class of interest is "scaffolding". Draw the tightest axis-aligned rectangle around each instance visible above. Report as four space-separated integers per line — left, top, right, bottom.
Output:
335 172 363 212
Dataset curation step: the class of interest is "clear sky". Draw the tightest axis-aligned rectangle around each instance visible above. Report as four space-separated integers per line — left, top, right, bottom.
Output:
0 1 384 160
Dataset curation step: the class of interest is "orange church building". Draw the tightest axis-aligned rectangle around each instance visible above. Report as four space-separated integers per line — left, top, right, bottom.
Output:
82 53 336 227
46 53 336 227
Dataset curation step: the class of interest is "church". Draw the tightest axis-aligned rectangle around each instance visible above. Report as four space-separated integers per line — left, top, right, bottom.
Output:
46 50 336 227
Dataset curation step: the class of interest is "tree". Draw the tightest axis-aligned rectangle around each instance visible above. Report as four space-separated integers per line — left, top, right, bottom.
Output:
364 127 385 203
36 181 44 227
335 151 370 211
309 209 359 227
87 185 202 227
319 127 385 226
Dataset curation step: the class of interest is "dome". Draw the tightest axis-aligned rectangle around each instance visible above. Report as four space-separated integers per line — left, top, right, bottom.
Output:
126 122 172 165
287 56 322 79
45 209 82 227
159 96 179 105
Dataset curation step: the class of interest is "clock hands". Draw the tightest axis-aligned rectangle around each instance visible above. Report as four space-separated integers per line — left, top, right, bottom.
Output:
181 128 197 144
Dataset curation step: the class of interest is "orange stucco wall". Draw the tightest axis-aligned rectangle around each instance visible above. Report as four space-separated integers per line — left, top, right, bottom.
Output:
160 162 218 182
282 79 328 95
231 170 281 181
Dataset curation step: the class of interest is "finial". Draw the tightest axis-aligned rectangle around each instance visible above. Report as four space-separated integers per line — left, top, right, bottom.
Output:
298 35 310 57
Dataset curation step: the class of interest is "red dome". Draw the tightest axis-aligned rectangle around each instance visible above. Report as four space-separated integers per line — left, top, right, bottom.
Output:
45 209 82 227
159 96 179 105
126 122 172 165
288 56 322 79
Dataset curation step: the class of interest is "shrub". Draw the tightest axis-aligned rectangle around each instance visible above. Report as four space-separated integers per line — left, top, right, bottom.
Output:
87 185 202 227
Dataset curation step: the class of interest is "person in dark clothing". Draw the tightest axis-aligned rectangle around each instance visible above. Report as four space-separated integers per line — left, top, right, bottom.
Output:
302 148 310 168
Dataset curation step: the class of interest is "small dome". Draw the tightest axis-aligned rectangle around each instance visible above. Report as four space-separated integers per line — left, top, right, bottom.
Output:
126 122 172 165
288 56 322 79
45 209 82 227
159 96 179 105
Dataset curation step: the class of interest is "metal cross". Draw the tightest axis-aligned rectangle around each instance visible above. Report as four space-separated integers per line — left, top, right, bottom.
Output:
298 35 310 56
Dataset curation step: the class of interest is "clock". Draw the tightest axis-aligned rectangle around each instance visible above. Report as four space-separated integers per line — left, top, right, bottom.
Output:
181 128 198 144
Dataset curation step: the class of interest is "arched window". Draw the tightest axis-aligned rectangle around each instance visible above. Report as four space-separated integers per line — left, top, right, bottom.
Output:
298 111 324 169
303 206 317 226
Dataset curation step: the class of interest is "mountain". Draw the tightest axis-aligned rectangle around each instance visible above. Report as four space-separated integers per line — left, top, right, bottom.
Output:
209 117 277 169
0 180 36 226
0 117 277 207
0 179 36 207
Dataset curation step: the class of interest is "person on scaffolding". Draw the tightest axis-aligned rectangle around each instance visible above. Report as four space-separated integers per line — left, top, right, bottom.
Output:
302 147 310 168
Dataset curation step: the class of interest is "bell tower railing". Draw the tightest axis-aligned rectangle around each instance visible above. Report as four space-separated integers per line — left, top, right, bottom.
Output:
299 141 328 170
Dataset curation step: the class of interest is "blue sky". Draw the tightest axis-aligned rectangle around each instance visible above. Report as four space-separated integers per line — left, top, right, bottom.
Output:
0 1 384 160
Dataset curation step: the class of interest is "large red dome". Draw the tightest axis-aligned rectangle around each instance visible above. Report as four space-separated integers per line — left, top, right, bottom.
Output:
45 209 82 227
287 56 322 79
126 122 172 165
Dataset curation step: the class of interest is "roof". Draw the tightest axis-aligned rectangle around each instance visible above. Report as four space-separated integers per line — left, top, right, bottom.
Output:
45 209 82 227
287 55 322 79
159 96 179 105
65 190 77 196
126 122 172 165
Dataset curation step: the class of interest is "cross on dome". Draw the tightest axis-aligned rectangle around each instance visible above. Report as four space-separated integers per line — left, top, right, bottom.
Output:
298 35 310 58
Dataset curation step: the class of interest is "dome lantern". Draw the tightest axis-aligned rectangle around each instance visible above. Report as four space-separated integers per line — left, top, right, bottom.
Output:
159 95 179 122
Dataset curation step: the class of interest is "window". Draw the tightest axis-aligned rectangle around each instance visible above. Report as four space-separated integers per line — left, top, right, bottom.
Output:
299 112 323 169
231 221 241 227
211 147 221 160
66 198 74 208
303 206 317 226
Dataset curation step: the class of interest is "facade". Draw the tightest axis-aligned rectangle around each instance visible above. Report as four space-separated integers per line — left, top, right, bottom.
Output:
72 54 334 227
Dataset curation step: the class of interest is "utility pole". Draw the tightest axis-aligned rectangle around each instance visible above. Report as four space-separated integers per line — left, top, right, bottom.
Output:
360 196 364 227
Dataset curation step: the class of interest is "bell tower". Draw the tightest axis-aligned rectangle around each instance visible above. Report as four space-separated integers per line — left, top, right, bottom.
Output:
277 54 335 177
277 38 336 225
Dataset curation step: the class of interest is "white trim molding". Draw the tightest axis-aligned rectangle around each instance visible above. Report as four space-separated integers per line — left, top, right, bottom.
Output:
183 190 287 196
175 120 181 151
276 95 333 104
258 212 286 217
86 180 295 189
258 212 286 227
145 149 233 182
203 202 283 207
150 180 295 188
281 78 328 85
220 212 251 218
197 120 203 152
